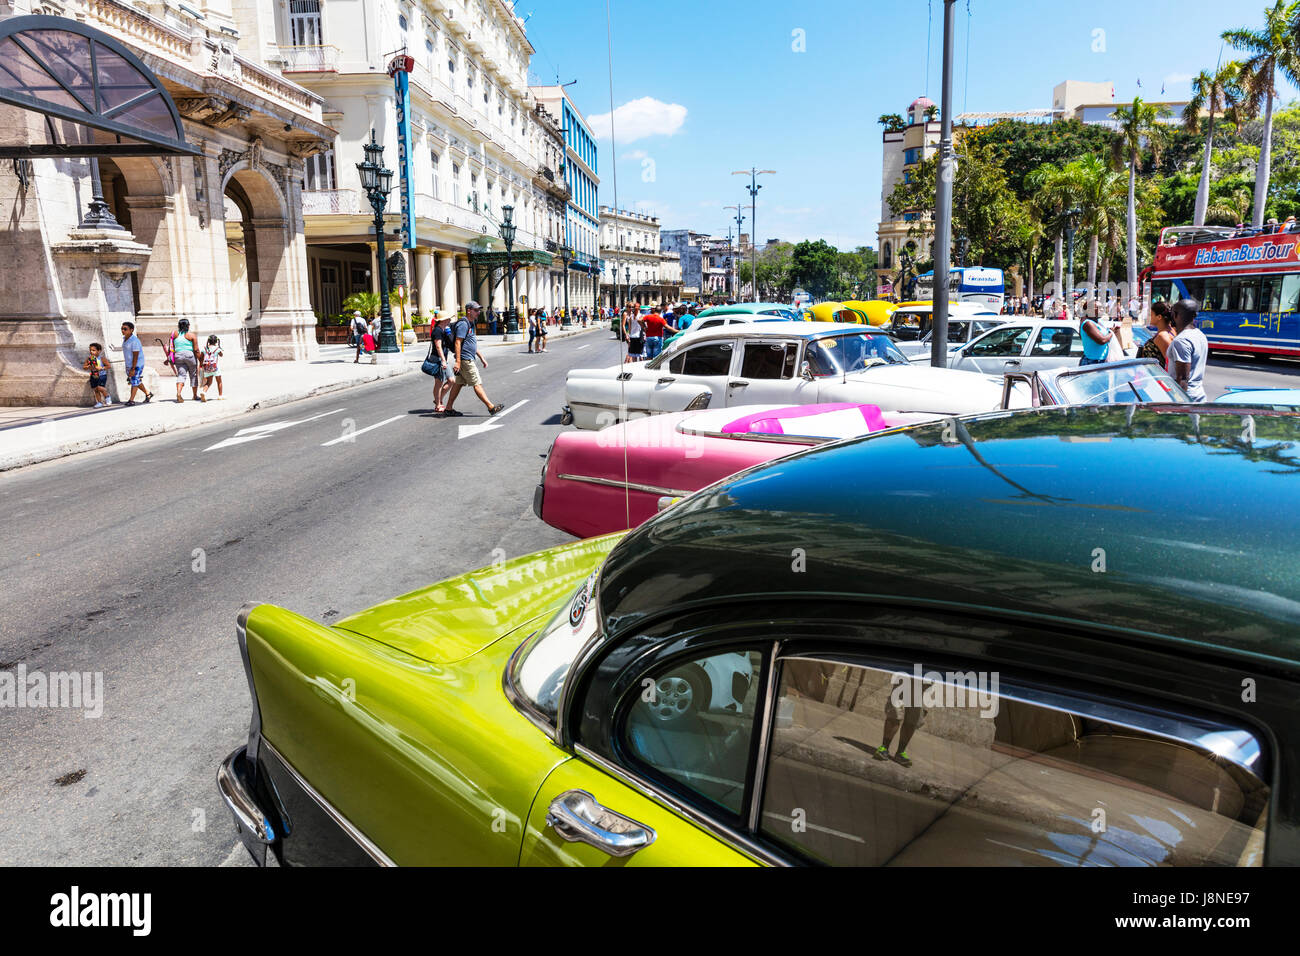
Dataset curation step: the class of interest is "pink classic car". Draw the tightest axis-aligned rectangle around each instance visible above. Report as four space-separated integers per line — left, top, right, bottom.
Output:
534 403 937 538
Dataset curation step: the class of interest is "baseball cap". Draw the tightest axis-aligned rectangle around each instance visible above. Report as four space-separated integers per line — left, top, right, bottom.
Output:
465 300 482 310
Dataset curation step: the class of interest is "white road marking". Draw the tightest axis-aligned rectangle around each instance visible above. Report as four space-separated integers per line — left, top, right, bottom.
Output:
513 363 537 373
457 400 529 439
577 344 590 350
321 415 404 447
204 408 346 451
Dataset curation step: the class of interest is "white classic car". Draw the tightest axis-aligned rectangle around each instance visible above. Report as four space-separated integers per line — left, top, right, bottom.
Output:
562 322 1011 430
928 318 1133 374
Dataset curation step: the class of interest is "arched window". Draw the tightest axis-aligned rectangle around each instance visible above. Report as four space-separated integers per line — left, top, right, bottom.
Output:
882 241 892 269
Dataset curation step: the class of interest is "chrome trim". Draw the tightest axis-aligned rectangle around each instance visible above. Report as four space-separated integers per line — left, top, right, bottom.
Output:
545 789 657 857
557 472 695 498
217 746 276 845
675 425 827 446
502 632 563 742
574 743 789 866
260 737 397 867
746 641 782 831
235 602 263 764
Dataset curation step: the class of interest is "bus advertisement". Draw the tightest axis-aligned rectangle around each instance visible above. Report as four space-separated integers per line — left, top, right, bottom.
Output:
1151 226 1300 357
914 267 1005 311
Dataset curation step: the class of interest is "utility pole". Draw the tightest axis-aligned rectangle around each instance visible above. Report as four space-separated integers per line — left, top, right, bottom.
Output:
733 167 774 302
930 0 957 368
724 204 745 300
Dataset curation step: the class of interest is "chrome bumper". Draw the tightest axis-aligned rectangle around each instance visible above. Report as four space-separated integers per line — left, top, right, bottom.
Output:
217 746 278 866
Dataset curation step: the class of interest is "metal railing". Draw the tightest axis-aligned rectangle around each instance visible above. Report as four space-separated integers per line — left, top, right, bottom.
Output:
302 189 361 216
278 44 340 72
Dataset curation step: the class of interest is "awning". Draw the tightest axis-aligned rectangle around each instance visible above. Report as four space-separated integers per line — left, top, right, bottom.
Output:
0 14 195 158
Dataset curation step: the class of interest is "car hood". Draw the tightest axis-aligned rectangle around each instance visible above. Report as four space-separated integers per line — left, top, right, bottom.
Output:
334 533 623 664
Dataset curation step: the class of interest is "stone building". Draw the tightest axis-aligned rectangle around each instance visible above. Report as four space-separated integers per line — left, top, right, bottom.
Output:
875 95 939 299
0 0 332 406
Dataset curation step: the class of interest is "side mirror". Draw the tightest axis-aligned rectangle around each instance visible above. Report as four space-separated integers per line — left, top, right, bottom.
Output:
800 361 814 381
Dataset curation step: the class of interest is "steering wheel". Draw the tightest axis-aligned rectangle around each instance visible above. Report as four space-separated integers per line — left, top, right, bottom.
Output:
849 355 886 372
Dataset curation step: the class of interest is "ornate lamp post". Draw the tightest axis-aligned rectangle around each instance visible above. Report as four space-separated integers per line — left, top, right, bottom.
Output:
624 265 631 308
499 203 520 338
356 130 399 361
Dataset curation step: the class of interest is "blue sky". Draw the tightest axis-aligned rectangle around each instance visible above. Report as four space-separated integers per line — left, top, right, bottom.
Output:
521 0 1300 252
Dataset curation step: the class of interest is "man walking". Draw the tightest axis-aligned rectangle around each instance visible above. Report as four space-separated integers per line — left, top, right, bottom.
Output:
443 301 505 417
1168 298 1208 402
350 310 369 363
120 321 152 405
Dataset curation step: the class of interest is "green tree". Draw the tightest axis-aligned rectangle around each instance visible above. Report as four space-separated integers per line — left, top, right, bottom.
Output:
342 291 381 320
1185 62 1243 225
1070 154 1128 291
1025 161 1078 291
877 113 905 133
789 240 840 300
1223 0 1300 226
1111 97 1171 295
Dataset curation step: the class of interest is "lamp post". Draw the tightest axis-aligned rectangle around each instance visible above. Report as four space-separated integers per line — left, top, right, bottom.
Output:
732 167 775 302
624 265 630 308
929 0 957 368
560 242 572 325
499 203 520 339
1062 207 1082 316
724 204 745 300
356 130 399 361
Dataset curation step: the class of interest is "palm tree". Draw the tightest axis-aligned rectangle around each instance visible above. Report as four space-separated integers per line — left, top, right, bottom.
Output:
1184 62 1242 226
877 113 905 133
342 290 380 320
1110 97 1170 298
1065 155 1126 297
924 104 939 122
1026 161 1078 294
1222 0 1300 227
1205 185 1254 225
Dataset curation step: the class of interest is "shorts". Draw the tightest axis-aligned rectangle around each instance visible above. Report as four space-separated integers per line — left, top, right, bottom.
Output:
455 359 482 387
436 361 453 383
202 367 220 379
628 337 645 356
127 367 144 387
173 353 198 386
89 372 108 389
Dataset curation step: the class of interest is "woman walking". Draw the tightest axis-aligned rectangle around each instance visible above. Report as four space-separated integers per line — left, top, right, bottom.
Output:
169 319 201 402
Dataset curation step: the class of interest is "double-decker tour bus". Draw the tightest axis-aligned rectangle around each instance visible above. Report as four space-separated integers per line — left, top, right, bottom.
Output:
914 266 1005 311
1150 224 1300 357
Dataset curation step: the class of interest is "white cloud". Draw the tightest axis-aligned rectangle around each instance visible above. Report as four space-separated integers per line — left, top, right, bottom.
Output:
590 97 687 142
621 149 649 161
1163 72 1195 88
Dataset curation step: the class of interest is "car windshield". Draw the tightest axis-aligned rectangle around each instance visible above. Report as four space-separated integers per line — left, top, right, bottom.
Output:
1054 362 1189 405
805 332 910 375
509 570 601 723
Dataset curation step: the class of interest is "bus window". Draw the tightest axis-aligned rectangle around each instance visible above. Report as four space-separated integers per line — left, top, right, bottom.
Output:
1151 280 1174 304
1284 275 1300 313
1203 276 1231 312
1234 277 1260 313
1261 275 1300 313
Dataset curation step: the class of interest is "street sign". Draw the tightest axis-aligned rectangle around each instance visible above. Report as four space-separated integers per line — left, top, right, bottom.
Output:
391 61 417 250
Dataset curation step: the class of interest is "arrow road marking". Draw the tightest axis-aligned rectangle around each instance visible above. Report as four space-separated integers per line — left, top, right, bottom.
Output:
321 415 404 447
457 400 529 440
204 408 346 451
513 363 537 373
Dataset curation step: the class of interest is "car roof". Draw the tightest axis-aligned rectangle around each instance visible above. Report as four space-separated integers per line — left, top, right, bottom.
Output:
673 320 888 340
597 405 1300 667
698 303 796 316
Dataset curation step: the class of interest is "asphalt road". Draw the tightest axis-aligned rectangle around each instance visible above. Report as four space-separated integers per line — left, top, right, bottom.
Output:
0 326 616 866
1 333 1293 866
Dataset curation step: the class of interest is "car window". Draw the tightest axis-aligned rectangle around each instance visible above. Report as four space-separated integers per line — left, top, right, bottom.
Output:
967 326 1031 356
805 332 909 375
1055 363 1189 404
972 320 1003 336
760 308 800 319
760 658 1269 866
740 342 799 379
697 318 724 330
622 650 765 816
1029 326 1080 357
669 342 734 376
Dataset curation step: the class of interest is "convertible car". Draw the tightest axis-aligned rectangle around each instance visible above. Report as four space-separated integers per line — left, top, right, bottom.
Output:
221 404 1300 866
540 361 1189 539
563 322 1010 430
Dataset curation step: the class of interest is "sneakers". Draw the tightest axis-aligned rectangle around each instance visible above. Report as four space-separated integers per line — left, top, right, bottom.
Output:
102 396 112 406
93 401 104 408
873 745 890 761
892 751 913 768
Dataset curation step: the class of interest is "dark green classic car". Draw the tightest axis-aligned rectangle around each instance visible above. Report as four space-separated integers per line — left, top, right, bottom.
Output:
220 404 1300 866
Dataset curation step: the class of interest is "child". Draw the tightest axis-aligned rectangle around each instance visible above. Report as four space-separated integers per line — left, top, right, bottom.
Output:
199 334 224 401
83 343 112 407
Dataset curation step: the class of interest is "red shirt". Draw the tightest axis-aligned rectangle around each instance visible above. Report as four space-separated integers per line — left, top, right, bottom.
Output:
641 313 666 337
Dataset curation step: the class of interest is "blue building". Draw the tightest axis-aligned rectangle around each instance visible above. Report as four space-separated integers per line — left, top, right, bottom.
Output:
533 85 601 311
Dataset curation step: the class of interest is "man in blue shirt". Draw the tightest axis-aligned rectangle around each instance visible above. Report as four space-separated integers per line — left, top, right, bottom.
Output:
442 301 505 418
120 321 152 404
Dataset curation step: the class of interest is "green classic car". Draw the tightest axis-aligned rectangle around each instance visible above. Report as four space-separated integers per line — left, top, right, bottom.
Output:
221 404 1300 866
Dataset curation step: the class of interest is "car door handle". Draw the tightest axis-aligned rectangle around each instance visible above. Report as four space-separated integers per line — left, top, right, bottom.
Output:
545 790 656 858
657 376 676 384
1004 360 1021 366
617 371 633 381
729 380 749 388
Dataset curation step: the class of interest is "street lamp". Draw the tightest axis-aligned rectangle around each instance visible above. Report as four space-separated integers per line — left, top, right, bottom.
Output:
1061 207 1082 315
560 242 572 325
732 167 774 302
356 129 399 361
499 203 521 338
624 265 630 308
724 204 745 299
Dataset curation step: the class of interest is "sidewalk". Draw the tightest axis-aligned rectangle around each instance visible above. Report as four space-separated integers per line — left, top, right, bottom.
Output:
0 326 602 472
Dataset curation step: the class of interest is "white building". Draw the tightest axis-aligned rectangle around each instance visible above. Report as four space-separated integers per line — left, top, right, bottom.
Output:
600 206 678 307
261 0 559 327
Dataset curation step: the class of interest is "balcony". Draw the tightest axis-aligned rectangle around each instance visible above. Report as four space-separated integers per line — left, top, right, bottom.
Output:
303 189 362 216
278 45 340 74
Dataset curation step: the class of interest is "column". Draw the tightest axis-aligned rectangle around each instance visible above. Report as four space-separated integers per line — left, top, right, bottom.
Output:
457 256 472 310
438 250 457 313
414 247 434 319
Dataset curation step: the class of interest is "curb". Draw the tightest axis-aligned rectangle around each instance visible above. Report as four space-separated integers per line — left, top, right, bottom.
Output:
0 361 420 474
